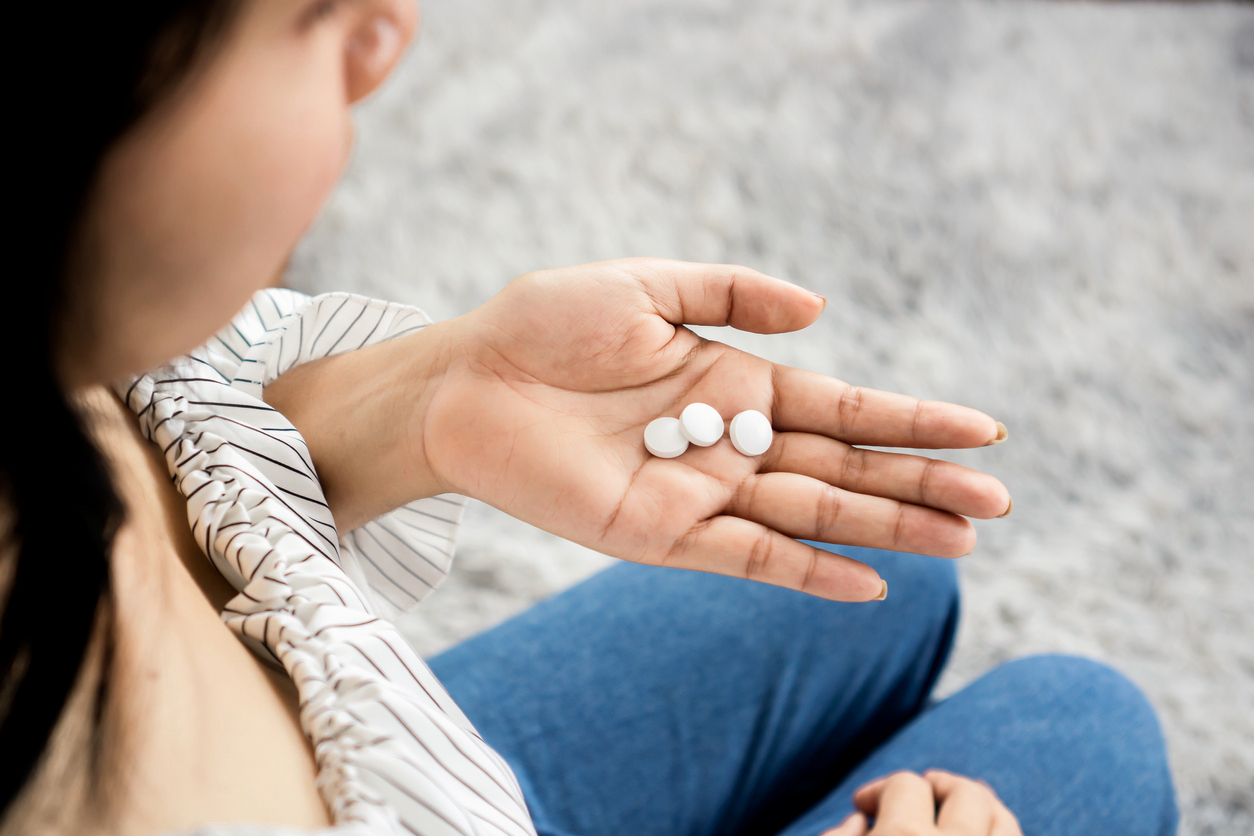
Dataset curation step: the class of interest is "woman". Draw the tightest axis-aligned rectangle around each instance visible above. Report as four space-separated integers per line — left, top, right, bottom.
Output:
0 1 1177 835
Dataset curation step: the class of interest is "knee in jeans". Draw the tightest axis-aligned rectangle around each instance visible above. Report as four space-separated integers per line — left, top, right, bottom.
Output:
995 655 1172 774
997 655 1149 713
994 655 1177 832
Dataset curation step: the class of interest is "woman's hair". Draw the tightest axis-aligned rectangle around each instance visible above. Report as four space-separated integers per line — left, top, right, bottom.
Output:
0 0 240 819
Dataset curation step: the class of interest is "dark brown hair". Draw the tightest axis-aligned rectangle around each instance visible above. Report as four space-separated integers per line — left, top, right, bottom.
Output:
0 0 241 816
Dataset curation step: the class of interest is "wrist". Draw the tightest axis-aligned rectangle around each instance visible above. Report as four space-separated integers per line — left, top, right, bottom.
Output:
263 317 461 532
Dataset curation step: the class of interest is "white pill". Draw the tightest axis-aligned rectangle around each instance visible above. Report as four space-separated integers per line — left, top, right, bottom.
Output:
679 403 724 447
729 410 773 456
644 417 689 458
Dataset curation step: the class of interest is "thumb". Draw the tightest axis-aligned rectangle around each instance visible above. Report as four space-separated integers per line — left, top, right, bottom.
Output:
628 258 826 334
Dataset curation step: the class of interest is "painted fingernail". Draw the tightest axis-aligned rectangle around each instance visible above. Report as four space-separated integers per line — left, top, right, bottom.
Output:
997 496 1014 518
985 421 1009 446
871 579 888 601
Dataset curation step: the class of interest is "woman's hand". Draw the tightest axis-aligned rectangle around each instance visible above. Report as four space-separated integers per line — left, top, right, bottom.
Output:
269 259 1011 602
823 771 1023 836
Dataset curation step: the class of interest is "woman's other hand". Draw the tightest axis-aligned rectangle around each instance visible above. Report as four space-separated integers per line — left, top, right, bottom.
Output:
823 770 1023 836
270 259 1012 602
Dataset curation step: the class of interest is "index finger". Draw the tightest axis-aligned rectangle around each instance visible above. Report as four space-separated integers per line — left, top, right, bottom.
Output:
772 365 1007 449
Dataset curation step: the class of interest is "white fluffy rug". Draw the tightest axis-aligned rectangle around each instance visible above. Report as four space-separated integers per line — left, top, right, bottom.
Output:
286 1 1254 832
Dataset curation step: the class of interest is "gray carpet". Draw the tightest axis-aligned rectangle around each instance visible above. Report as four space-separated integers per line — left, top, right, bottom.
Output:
285 1 1254 832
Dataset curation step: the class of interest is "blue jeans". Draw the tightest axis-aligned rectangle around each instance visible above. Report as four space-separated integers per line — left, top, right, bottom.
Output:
429 547 1177 836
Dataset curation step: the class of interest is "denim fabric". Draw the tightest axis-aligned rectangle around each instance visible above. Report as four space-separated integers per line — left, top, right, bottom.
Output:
429 547 1176 836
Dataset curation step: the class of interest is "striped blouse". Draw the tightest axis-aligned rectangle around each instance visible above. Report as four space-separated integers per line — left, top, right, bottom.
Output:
118 289 536 836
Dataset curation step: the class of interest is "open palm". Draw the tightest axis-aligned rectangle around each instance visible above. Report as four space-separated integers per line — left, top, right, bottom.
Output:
422 259 1010 602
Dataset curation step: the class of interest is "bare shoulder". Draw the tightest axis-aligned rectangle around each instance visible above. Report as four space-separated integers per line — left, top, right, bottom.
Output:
40 388 333 835
77 387 241 610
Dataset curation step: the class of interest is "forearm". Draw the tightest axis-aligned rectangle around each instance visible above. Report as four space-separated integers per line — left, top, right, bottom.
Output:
262 317 460 533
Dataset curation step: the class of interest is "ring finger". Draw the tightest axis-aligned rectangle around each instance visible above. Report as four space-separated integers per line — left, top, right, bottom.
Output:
761 432 1012 520
725 470 977 557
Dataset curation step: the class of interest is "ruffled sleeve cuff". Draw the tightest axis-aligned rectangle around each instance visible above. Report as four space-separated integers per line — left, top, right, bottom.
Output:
121 288 468 620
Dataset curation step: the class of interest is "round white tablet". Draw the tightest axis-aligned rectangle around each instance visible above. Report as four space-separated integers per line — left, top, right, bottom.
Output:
679 403 724 447
729 409 773 456
644 417 689 458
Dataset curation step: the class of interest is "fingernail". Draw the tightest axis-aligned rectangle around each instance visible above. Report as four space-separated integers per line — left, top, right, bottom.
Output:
997 495 1014 518
985 421 1008 446
813 292 828 311
871 579 888 601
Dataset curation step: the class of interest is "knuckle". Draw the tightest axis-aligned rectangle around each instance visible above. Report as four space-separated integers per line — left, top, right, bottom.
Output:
891 503 910 548
801 547 820 592
744 530 776 580
837 386 864 435
726 475 757 517
837 446 867 492
815 485 844 537
918 458 941 504
910 398 927 442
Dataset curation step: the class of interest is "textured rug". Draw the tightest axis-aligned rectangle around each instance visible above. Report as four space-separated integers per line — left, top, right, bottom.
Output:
286 1 1254 832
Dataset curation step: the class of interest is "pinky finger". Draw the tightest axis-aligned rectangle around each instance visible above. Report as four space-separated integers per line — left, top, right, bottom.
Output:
660 515 885 602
